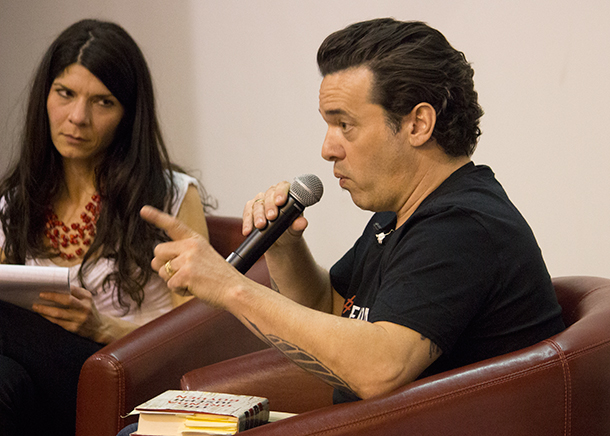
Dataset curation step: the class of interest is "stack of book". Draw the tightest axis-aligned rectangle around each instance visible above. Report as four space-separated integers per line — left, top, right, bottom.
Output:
129 390 294 435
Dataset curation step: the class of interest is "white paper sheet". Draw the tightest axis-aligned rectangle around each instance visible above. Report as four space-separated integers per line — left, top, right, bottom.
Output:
0 264 70 309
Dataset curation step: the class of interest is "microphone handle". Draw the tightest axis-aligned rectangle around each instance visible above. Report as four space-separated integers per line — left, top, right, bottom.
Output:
226 196 304 273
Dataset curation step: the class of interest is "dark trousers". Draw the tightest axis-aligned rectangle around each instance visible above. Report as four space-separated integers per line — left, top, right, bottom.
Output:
0 299 103 436
116 422 139 435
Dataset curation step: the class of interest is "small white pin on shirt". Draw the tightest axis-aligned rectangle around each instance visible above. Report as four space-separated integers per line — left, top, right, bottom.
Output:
376 229 394 245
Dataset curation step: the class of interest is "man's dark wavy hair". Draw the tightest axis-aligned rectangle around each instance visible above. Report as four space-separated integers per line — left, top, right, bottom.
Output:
0 19 209 313
317 18 483 157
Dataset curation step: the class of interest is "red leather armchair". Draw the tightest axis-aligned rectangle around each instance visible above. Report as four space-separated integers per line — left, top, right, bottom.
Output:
75 216 270 436
181 276 610 436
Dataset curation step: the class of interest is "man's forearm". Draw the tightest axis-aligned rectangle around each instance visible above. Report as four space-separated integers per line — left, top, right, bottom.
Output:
264 237 333 313
223 283 436 400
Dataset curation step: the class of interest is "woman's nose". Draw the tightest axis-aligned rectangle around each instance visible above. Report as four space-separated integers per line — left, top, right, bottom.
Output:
68 99 90 126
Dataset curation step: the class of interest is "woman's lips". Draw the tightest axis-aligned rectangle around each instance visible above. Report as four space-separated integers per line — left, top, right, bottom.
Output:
62 133 87 143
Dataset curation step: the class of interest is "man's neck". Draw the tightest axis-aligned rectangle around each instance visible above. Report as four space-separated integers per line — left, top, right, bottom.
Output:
394 155 471 228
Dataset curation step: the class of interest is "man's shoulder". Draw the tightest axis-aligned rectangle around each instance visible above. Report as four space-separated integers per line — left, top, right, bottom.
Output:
417 163 512 217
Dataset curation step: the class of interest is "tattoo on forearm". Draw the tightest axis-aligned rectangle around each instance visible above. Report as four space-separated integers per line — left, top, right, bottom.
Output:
245 318 354 393
420 334 443 359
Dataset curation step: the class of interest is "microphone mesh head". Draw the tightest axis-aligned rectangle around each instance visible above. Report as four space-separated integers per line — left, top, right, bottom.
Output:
290 174 324 207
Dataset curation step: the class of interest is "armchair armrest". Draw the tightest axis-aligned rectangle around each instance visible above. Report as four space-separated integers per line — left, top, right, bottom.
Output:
76 300 269 436
76 215 272 436
181 348 334 414
181 341 570 436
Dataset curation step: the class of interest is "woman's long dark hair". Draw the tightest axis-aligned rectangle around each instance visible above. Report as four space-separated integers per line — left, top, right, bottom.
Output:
0 19 193 313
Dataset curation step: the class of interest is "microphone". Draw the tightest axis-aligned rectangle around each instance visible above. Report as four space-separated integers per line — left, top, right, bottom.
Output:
226 174 324 273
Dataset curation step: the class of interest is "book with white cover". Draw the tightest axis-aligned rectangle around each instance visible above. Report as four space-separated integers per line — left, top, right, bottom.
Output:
0 264 70 309
130 390 271 435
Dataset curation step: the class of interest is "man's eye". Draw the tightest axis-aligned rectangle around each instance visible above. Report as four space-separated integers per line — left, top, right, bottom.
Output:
340 122 352 132
99 99 115 107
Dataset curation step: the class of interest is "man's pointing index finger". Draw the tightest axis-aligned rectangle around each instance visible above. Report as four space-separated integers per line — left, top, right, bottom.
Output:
140 205 195 241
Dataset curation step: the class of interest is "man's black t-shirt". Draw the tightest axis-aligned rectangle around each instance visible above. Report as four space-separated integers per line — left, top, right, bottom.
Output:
330 163 565 403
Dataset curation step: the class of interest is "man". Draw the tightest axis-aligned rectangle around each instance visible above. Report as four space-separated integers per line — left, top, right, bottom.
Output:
142 18 565 405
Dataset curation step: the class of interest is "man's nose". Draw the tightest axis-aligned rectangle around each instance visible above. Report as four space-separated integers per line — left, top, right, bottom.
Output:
321 128 345 162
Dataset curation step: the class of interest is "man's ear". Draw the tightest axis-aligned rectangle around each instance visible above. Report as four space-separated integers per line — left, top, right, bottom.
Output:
403 103 436 147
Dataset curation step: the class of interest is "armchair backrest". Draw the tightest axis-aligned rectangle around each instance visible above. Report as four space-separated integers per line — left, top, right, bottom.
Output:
206 215 271 286
207 215 246 258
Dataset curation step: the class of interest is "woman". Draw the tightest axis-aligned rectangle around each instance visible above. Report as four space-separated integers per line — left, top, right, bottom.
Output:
0 19 210 435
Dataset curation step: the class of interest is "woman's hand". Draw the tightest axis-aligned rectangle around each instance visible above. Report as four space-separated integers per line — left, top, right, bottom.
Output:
32 285 107 342
33 285 139 343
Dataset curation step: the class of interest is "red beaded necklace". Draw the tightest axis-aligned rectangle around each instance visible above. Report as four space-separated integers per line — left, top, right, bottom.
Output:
44 194 102 261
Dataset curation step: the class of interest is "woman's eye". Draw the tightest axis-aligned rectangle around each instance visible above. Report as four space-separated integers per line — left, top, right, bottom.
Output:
56 88 71 98
99 99 115 107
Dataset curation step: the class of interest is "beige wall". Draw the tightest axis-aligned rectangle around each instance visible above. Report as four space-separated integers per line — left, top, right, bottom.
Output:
1 0 609 277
